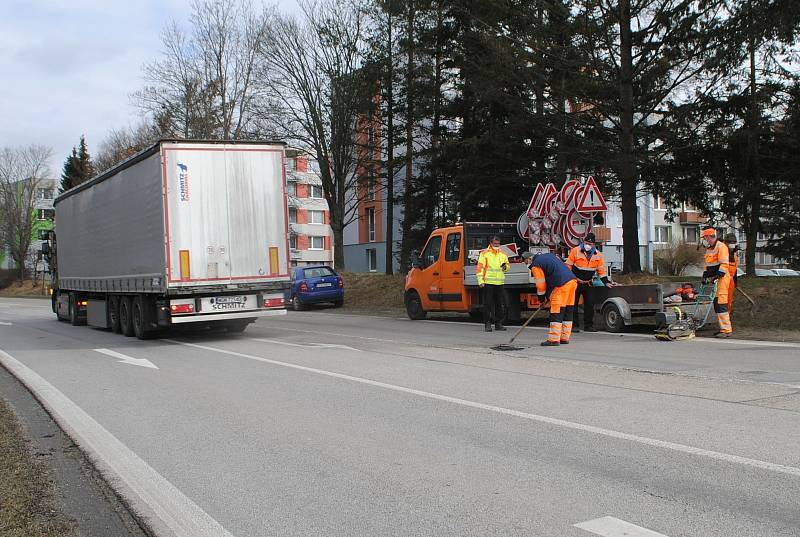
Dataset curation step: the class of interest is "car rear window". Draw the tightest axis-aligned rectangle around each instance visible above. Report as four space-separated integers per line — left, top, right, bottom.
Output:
304 267 335 279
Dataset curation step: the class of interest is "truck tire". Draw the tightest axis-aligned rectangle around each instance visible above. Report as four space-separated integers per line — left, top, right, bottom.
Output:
602 303 624 333
132 296 150 340
405 291 427 320
108 296 122 334
68 293 84 326
119 296 135 337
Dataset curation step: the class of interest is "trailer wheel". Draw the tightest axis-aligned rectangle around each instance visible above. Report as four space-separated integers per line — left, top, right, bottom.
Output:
68 293 84 326
109 296 122 333
132 296 150 340
119 296 134 337
405 291 427 320
602 303 625 333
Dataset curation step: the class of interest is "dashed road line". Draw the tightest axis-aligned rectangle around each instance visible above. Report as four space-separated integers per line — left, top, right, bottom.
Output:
575 516 669 536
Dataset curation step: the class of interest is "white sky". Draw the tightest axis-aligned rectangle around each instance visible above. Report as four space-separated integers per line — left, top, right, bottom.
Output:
0 0 299 175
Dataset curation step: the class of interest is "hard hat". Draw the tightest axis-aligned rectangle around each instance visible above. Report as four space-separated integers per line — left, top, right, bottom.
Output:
584 232 596 243
702 227 716 238
724 233 737 244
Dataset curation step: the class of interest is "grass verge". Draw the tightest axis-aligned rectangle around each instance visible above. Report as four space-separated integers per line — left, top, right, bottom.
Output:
0 280 50 298
0 398 77 537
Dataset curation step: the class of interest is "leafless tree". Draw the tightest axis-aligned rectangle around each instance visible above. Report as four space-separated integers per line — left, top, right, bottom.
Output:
94 120 162 173
259 0 374 269
134 0 272 140
0 145 53 281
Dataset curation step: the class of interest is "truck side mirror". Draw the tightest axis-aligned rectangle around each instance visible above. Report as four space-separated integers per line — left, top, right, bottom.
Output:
410 250 423 269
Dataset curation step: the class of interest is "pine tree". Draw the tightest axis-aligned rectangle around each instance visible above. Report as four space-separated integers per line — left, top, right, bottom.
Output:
60 135 95 192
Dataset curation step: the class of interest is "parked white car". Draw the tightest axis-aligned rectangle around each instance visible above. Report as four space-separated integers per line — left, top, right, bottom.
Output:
754 268 799 277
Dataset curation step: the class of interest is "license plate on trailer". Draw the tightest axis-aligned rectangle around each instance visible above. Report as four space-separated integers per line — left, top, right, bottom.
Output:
201 295 257 311
316 283 332 288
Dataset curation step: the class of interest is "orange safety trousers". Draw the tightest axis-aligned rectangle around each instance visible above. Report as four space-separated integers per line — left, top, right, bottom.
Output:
547 279 578 343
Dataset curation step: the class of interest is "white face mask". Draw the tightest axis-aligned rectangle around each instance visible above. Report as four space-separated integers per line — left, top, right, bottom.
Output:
583 244 593 252
701 238 710 248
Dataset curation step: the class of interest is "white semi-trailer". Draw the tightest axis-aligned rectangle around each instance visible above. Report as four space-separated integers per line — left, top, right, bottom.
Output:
46 140 291 338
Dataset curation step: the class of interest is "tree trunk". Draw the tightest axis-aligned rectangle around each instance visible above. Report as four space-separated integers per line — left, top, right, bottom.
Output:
744 5 760 276
384 7 395 275
618 0 642 273
399 0 416 272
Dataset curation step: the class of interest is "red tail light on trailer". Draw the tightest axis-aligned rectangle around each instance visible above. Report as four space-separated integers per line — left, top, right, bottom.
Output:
263 298 285 308
170 304 194 314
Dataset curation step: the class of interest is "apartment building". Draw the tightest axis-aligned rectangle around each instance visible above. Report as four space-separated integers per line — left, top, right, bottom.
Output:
285 150 334 267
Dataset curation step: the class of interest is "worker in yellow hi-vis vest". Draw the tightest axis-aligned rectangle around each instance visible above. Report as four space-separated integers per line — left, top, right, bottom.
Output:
476 235 509 332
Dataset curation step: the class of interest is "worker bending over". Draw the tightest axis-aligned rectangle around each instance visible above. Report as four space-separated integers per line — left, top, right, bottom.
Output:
524 252 578 346
724 233 740 315
476 235 510 332
565 232 613 332
702 227 733 337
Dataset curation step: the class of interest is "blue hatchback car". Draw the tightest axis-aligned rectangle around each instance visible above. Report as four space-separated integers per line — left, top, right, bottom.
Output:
287 265 344 310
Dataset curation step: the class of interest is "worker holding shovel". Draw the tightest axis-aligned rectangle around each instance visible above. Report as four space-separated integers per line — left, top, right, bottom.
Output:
523 252 578 346
701 227 734 338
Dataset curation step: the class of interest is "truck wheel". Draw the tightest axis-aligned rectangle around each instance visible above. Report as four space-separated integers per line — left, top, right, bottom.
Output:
119 296 134 337
109 296 122 333
405 291 427 320
68 293 84 326
603 303 624 333
132 296 150 340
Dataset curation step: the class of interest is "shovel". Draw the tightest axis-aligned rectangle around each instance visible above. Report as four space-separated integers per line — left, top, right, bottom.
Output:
491 301 548 351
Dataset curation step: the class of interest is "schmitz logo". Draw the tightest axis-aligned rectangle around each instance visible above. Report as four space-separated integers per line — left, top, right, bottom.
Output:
177 163 190 201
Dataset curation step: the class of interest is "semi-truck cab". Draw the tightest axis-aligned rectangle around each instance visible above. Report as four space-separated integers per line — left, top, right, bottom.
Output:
404 222 543 322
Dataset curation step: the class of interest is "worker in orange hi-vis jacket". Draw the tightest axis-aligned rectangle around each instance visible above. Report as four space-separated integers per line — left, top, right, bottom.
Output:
701 227 734 337
724 233 740 316
565 232 615 332
523 251 578 346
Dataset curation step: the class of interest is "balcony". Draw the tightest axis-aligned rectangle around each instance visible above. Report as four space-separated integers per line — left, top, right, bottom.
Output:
290 248 301 260
679 211 707 225
591 226 611 243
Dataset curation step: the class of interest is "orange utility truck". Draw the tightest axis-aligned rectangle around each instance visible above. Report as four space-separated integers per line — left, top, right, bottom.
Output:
404 222 544 322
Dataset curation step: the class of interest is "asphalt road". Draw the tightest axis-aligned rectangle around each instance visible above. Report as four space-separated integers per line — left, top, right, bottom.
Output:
1 296 799 537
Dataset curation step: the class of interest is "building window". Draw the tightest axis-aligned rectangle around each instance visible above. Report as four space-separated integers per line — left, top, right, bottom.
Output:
367 172 375 201
654 226 671 243
287 182 296 197
367 248 377 272
289 235 298 249
286 158 296 171
289 208 297 224
367 208 376 242
37 188 53 200
684 227 698 244
37 209 54 221
309 210 325 224
653 195 666 210
310 185 323 199
309 236 325 250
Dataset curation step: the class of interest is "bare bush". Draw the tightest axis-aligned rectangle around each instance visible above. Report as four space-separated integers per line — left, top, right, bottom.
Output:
653 240 705 276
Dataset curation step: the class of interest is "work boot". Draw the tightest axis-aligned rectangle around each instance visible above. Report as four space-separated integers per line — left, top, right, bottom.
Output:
494 323 507 331
485 322 493 332
714 331 732 338
540 340 559 347
584 326 598 333
559 340 569 345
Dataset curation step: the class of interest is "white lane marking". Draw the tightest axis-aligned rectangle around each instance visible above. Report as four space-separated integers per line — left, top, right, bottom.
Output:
94 348 159 369
167 340 800 478
247 337 361 352
0 321 12 326
0 348 235 537
575 516 668 537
